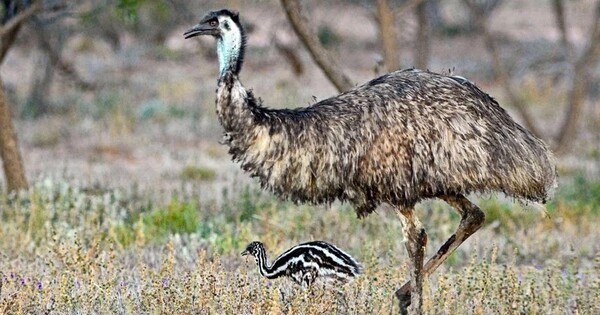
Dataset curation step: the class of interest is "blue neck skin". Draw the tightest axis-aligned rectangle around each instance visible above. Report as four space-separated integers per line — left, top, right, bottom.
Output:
217 30 242 77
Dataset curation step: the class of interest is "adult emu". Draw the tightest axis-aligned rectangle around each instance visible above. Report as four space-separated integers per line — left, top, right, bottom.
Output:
184 9 556 314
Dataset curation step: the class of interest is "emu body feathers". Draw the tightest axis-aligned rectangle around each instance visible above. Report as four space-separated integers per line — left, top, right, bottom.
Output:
218 70 556 217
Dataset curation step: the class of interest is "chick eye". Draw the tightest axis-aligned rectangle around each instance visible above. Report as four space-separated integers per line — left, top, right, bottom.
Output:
209 20 217 27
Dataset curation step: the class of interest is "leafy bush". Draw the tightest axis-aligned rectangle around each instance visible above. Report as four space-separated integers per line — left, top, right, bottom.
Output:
143 199 200 241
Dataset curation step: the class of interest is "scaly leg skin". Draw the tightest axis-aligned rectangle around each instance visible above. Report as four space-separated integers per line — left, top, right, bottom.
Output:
395 194 486 313
397 207 428 315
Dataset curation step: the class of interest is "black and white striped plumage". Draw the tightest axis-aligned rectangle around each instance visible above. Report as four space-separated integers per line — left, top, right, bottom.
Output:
241 241 362 286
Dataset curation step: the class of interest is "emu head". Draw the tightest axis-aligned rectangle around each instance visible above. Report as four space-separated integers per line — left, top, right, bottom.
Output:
183 9 241 39
241 241 264 261
184 9 245 75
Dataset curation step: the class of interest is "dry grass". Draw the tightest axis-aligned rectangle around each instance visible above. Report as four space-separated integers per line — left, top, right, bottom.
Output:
1 178 599 314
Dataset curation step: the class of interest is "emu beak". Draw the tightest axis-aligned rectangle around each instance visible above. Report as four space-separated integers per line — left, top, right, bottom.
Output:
241 249 248 256
184 23 216 39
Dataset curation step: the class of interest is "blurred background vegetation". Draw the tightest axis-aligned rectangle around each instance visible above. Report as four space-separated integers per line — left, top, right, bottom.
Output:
0 0 599 313
1 0 595 201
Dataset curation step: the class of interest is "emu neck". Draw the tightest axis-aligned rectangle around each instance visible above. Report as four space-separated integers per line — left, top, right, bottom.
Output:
256 249 279 279
217 30 243 76
215 24 254 134
215 73 255 133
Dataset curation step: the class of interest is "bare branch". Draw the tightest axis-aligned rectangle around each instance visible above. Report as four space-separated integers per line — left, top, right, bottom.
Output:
462 0 542 137
0 0 43 37
280 0 354 92
0 23 20 64
34 26 96 91
554 1 600 154
377 0 400 72
0 0 44 64
552 0 574 64
274 37 304 76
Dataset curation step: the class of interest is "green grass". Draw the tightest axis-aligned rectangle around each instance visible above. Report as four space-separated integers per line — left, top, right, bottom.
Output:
549 173 600 215
144 199 200 237
1 177 599 313
179 165 217 181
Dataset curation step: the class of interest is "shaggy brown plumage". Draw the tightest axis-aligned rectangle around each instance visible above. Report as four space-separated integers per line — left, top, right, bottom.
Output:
218 70 556 217
184 9 556 314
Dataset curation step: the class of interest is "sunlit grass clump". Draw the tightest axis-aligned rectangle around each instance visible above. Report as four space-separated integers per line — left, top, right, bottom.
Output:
179 165 217 181
1 177 599 313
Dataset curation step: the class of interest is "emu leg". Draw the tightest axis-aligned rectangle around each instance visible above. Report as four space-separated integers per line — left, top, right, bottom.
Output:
395 194 485 310
397 208 428 315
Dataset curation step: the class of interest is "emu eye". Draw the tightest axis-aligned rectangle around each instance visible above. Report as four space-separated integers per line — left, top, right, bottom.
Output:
209 20 217 27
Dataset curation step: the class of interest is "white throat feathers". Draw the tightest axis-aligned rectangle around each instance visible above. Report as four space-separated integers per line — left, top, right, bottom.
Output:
216 15 244 76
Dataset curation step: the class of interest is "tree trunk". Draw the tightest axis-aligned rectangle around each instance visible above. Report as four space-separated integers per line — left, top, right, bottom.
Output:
377 0 400 72
0 80 28 191
425 0 445 30
0 0 44 191
415 0 430 69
